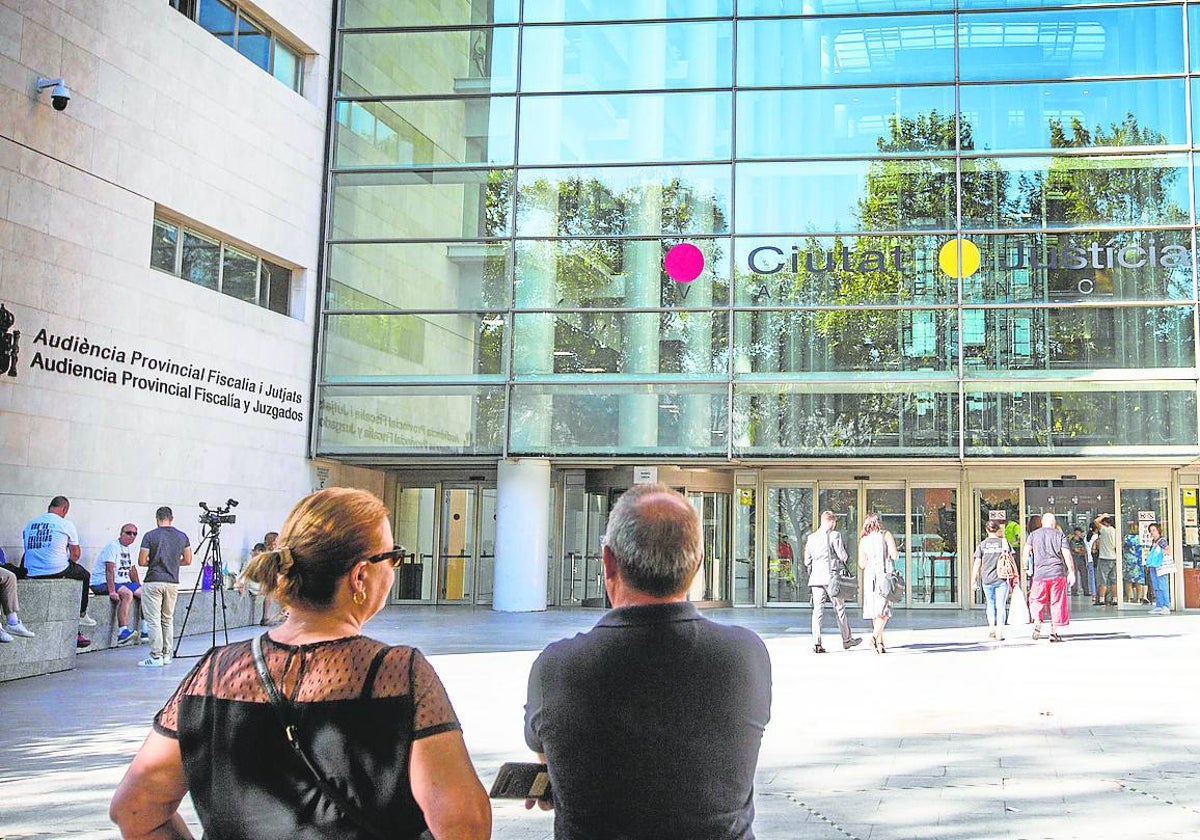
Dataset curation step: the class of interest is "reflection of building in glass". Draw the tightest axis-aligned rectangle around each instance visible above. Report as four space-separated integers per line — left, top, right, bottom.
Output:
317 1 1200 611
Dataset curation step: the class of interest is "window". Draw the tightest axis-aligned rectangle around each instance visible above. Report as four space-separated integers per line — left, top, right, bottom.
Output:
171 0 304 93
150 215 293 316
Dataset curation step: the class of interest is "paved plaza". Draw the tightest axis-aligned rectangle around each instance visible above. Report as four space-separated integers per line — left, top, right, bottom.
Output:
2 605 1198 839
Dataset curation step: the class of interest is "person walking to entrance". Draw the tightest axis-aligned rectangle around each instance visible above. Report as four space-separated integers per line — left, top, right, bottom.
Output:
1145 522 1172 615
860 512 899 654
1093 515 1118 606
803 511 861 653
970 519 1015 641
1024 513 1076 642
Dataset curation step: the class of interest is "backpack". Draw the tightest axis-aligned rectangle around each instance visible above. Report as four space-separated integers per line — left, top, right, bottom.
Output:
983 537 1017 581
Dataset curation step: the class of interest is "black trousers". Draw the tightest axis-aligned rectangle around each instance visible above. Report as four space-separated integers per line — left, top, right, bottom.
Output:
29 562 90 615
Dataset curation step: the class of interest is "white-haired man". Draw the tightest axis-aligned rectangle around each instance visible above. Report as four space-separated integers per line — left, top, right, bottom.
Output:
1023 512 1076 642
524 483 772 839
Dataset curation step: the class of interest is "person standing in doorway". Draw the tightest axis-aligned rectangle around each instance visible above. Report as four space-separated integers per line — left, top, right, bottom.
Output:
803 511 861 654
860 513 899 654
137 506 192 668
1067 526 1090 598
1145 522 1172 615
970 519 1015 641
1093 515 1118 606
1024 512 1076 642
1123 522 1148 605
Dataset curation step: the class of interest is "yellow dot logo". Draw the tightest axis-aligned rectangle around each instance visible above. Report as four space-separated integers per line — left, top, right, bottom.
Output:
938 238 981 278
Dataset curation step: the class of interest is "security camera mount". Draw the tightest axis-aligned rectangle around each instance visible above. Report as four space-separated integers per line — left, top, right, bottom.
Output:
36 76 72 111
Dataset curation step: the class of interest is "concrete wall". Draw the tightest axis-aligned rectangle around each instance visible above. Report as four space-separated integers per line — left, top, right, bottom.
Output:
0 0 334 584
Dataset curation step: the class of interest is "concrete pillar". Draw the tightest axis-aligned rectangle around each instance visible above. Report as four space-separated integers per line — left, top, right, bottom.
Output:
493 458 551 612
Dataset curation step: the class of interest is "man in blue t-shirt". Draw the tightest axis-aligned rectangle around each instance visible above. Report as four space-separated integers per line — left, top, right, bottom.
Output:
136 506 192 668
22 495 93 647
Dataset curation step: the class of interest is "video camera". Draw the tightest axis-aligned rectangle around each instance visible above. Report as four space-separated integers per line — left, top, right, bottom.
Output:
199 499 238 529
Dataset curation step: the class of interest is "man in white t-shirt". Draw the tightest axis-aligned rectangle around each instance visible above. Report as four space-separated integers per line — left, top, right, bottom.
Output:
1093 514 1119 607
22 496 93 647
90 523 145 646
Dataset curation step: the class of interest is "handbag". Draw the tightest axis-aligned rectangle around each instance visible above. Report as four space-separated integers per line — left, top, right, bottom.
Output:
251 634 393 840
823 531 858 600
883 564 905 602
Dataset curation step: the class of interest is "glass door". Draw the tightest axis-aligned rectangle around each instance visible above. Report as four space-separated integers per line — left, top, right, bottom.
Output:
1118 486 1168 610
475 487 497 605
1181 486 1200 609
392 486 437 603
764 485 813 605
866 486 906 602
818 487 860 601
439 486 476 603
559 487 608 606
687 491 732 603
967 488 1020 608
733 487 756 605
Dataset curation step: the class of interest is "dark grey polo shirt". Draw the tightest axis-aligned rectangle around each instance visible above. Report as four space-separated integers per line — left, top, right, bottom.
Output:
525 601 772 840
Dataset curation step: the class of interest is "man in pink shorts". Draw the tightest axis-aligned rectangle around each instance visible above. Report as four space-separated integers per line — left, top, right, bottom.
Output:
1023 512 1076 643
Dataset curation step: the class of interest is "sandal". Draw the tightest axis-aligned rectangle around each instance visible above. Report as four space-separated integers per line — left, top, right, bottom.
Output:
1049 634 1064 643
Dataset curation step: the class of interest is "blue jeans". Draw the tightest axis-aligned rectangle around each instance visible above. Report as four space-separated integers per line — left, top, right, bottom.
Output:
1149 566 1170 609
984 579 1010 630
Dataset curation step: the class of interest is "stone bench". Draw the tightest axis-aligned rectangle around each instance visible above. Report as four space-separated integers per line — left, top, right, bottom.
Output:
0 579 265 681
0 579 81 681
82 584 262 652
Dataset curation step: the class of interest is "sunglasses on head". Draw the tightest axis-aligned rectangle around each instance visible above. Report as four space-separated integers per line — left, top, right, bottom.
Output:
365 545 409 568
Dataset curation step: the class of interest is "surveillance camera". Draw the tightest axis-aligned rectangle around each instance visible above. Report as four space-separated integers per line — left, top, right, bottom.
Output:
36 77 71 112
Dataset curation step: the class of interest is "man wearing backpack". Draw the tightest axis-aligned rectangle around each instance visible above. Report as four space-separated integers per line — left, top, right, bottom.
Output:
1023 512 1077 643
970 519 1016 641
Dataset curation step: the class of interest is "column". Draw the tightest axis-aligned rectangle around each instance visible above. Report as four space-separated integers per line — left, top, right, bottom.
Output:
493 458 551 612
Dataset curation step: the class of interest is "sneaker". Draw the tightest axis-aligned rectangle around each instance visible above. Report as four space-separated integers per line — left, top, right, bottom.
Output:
1151 606 1171 615
139 632 150 643
78 612 97 627
163 655 172 665
6 620 34 638
116 628 137 646
77 633 92 649
0 628 12 643
137 656 166 668
844 637 863 650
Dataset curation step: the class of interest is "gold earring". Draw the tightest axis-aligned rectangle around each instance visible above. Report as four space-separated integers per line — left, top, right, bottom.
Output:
352 589 366 605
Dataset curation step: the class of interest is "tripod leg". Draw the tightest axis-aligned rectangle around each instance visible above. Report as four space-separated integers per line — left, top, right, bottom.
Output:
173 534 210 659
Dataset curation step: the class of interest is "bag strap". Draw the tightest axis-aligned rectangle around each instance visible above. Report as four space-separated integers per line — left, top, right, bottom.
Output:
251 634 391 840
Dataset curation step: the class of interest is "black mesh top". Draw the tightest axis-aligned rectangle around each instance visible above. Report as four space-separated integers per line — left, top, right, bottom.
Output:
155 634 461 840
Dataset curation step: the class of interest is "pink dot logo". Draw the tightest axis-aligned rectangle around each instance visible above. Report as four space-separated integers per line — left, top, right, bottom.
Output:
664 243 704 283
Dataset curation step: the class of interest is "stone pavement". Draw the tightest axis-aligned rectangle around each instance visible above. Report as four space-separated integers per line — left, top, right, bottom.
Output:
2 605 1198 839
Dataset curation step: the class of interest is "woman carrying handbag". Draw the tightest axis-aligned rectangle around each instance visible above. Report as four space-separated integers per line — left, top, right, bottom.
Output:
860 513 900 654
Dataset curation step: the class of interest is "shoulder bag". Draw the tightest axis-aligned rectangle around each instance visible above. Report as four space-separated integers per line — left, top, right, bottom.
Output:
883 538 905 602
824 531 858 601
251 634 393 840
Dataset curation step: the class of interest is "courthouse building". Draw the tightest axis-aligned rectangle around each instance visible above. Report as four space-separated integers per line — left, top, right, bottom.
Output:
5 0 1200 611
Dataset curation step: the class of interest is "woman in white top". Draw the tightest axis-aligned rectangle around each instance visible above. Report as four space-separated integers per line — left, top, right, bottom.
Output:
859 513 899 653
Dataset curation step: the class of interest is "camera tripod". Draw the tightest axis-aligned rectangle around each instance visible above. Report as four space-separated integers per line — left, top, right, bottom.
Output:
174 523 230 658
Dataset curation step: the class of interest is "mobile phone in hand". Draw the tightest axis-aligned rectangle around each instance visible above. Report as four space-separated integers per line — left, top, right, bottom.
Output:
489 762 552 801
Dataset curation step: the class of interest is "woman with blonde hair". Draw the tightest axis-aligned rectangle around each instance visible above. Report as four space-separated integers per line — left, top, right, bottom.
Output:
859 512 900 653
110 487 491 840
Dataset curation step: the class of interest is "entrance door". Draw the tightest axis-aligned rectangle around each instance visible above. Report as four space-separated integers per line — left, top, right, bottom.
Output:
559 486 608 607
819 487 860 600
392 486 437 602
970 488 1021 608
866 486 905 602
687 491 732 603
1117 486 1168 610
436 483 497 605
765 485 813 604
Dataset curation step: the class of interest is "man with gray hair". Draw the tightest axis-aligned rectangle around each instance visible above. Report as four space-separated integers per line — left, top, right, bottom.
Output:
524 483 772 839
1023 512 1076 642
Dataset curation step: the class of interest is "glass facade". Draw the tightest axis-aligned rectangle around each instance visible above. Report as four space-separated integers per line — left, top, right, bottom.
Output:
319 1 1200 460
